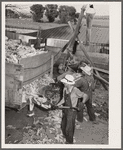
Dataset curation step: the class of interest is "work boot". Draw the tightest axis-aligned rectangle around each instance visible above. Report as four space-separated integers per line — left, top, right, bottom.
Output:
27 111 35 117
91 120 99 124
65 141 73 144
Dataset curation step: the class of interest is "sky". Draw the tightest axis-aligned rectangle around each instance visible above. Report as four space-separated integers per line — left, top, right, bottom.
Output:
9 2 109 16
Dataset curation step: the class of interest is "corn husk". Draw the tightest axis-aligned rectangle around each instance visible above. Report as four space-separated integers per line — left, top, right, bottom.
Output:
5 39 47 64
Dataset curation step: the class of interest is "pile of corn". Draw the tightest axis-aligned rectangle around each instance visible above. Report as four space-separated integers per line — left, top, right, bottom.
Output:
5 38 47 64
22 73 57 106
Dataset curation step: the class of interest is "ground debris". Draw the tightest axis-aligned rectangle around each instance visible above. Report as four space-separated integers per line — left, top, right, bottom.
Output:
19 109 65 144
6 125 16 129
93 87 109 120
95 112 100 117
23 126 32 130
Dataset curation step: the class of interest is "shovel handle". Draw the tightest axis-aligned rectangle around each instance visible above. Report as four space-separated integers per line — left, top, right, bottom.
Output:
48 101 80 111
58 106 79 111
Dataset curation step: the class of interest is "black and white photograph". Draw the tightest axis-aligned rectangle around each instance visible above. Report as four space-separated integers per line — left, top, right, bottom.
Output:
1 1 121 149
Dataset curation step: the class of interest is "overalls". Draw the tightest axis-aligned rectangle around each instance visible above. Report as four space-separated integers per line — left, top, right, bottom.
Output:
61 89 77 144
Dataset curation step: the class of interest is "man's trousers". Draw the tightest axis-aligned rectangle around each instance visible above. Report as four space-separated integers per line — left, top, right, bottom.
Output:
61 109 77 144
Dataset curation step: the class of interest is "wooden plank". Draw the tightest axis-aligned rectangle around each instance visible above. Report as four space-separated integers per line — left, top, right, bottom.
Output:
68 6 85 52
18 34 36 44
5 63 24 107
13 80 23 105
5 89 9 103
93 67 109 74
20 52 52 83
6 63 23 88
19 51 52 68
46 46 62 53
54 50 63 62
6 75 14 89
6 62 17 75
55 52 109 70
23 69 51 85
23 58 51 84
75 51 109 69
47 38 68 48
5 30 19 40
86 10 95 45
8 89 14 104
94 63 109 71
5 102 20 109
29 39 37 45
50 55 54 78
93 73 109 85
6 62 23 75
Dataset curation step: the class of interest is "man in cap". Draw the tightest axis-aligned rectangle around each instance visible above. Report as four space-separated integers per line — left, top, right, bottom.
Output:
56 74 89 144
78 62 95 89
76 62 96 123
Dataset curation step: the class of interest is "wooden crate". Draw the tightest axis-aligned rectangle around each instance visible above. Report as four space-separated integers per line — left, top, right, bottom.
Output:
5 30 19 40
5 33 65 108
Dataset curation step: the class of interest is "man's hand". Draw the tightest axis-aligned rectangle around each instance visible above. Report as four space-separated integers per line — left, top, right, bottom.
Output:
78 102 84 112
57 98 65 106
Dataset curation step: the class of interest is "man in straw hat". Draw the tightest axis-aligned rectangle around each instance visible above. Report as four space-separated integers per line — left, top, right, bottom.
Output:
56 74 89 144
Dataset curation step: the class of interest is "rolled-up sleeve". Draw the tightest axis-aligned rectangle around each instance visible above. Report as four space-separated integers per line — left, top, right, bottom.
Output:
75 88 84 98
71 87 84 107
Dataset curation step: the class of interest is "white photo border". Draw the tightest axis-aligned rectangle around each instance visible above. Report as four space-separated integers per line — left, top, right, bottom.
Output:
1 1 122 149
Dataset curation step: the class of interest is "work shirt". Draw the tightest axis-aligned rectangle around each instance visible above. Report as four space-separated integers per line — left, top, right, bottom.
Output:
74 76 89 92
83 74 95 91
63 86 85 107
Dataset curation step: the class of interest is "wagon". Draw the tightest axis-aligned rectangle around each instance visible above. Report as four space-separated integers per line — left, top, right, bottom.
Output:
5 34 66 109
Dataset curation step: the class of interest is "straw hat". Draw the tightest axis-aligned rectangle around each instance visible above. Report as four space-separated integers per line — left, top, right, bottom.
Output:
80 64 92 76
61 74 75 85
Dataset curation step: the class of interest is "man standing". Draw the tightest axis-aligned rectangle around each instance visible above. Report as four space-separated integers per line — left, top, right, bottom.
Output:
76 62 96 122
56 74 89 144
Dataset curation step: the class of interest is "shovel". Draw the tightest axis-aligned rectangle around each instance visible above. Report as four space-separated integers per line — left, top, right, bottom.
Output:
56 106 80 111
